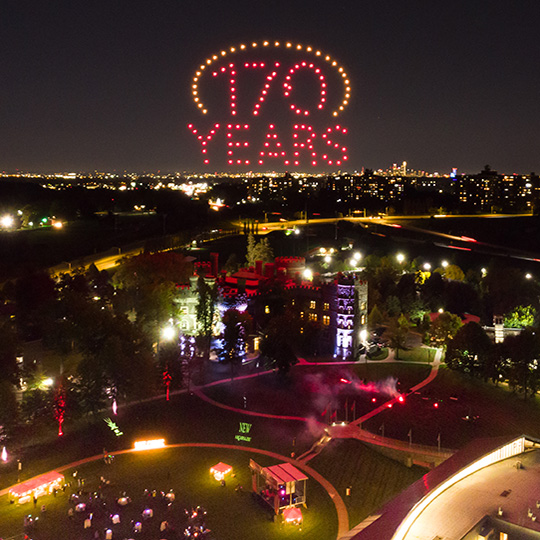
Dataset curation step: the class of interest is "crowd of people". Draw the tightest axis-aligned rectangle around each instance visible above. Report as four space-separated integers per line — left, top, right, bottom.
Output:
22 474 213 539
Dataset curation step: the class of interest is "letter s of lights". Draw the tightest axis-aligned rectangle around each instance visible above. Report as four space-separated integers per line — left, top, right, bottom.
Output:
188 40 352 168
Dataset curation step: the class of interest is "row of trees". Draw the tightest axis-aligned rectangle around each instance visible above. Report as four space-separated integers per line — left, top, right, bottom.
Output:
0 251 213 440
446 322 540 399
362 255 540 327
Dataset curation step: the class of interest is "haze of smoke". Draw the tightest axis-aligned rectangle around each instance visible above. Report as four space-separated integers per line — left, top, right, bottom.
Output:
352 376 399 397
303 371 400 416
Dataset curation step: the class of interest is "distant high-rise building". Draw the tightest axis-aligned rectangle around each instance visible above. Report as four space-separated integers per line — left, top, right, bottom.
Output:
401 161 407 176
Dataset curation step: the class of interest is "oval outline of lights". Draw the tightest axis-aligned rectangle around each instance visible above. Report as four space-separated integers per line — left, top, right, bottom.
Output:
190 40 351 117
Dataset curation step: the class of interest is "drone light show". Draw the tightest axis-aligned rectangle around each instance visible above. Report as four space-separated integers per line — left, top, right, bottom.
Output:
188 40 352 170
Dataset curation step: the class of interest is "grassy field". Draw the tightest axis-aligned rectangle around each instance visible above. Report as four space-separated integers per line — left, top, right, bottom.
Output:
0 391 313 493
203 364 432 421
309 439 425 527
362 366 540 448
0 446 338 540
394 347 436 363
12 359 540 539
366 347 389 361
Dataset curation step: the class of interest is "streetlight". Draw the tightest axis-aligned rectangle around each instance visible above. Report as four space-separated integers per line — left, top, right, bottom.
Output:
303 268 313 281
423 263 431 271
441 260 449 268
161 325 176 342
396 253 405 264
0 215 14 229
324 255 332 264
40 377 54 390
481 268 487 277
526 273 533 280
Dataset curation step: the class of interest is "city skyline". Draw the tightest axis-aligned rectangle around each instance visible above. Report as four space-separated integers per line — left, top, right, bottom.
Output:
2 1 540 174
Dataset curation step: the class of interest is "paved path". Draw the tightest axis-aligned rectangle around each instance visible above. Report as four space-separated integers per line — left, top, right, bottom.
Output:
1 443 349 540
194 351 445 461
349 348 442 427
193 350 452 466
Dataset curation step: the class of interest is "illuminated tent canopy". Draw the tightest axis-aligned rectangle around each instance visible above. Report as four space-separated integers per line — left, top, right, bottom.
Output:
283 506 303 524
250 460 307 514
210 462 232 481
9 471 65 502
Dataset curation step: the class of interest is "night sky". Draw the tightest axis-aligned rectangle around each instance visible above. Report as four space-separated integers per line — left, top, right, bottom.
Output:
1 0 540 174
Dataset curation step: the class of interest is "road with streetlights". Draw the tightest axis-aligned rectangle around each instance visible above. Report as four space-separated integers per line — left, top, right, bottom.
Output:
246 213 540 265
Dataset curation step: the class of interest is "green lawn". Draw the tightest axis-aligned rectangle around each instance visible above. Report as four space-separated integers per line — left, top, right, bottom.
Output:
366 347 389 361
203 364 431 420
309 439 425 527
395 347 436 363
0 446 338 540
15 361 535 539
363 365 540 449
0 391 312 493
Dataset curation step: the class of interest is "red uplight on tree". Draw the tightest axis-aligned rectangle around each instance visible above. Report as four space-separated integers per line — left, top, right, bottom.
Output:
398 395 405 403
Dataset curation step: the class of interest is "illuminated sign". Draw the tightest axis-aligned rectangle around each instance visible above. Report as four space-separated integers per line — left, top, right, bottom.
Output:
104 417 123 437
188 41 351 168
133 438 166 451
235 422 252 442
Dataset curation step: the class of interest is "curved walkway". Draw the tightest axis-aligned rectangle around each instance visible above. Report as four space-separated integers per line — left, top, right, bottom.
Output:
192 385 328 426
194 351 446 461
1 443 349 540
349 348 442 427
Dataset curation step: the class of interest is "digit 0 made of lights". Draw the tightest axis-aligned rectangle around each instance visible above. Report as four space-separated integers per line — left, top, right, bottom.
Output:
191 40 351 118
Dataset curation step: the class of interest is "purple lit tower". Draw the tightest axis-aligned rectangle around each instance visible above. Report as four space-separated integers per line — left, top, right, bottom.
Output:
335 276 367 359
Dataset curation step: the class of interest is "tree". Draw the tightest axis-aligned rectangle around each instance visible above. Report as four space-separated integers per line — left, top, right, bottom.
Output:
396 273 418 314
388 314 409 360
385 295 401 317
72 306 156 413
0 318 19 385
443 264 465 282
220 309 253 377
0 380 18 434
483 264 540 317
429 312 462 348
446 322 492 377
195 277 219 377
259 312 298 375
444 281 481 316
421 272 445 311
504 305 536 328
368 305 384 328
503 329 540 398
15 271 57 340
245 234 274 267
113 251 192 333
